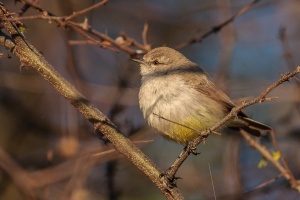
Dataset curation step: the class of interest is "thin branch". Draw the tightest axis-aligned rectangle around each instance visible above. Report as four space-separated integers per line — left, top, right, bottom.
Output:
278 26 300 119
240 130 300 192
65 0 108 21
248 173 283 192
279 27 298 74
176 0 262 49
142 23 151 51
16 0 56 16
165 66 300 192
120 31 150 53
69 21 137 56
68 22 117 51
208 163 217 200
8 1 141 56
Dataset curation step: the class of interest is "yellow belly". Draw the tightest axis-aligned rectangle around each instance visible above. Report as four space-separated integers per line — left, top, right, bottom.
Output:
164 114 221 144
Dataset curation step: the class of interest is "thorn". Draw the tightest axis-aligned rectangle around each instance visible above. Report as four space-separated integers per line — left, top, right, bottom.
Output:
19 63 27 71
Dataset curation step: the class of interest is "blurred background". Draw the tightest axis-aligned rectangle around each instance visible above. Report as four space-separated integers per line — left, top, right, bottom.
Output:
0 0 300 199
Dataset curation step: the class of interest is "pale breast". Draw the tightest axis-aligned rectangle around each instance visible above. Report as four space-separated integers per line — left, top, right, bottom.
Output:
138 73 227 143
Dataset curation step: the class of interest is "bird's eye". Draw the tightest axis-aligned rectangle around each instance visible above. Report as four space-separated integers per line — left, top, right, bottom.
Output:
152 60 159 65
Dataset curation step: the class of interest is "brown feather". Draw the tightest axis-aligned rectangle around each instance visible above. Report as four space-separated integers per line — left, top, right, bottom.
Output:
180 66 272 137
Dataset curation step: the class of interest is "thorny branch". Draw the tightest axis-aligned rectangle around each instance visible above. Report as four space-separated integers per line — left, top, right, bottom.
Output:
165 66 300 192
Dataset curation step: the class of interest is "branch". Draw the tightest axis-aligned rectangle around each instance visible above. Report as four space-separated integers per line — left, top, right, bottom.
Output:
0 4 183 199
9 0 144 56
165 66 300 191
176 0 262 49
240 130 300 192
65 0 108 21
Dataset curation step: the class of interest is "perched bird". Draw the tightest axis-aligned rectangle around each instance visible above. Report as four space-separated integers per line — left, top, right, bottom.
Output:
132 47 271 144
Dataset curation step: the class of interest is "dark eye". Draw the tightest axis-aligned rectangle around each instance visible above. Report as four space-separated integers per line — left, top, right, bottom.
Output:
152 60 159 65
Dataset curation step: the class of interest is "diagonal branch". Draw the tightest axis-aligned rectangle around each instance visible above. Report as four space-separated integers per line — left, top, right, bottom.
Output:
0 4 183 200
165 66 300 192
240 130 300 192
65 0 108 21
176 0 262 49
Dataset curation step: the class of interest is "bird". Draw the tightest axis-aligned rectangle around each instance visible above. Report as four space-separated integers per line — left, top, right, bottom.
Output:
132 47 271 144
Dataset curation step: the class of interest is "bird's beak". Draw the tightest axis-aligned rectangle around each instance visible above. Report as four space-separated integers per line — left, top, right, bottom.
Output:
131 58 146 65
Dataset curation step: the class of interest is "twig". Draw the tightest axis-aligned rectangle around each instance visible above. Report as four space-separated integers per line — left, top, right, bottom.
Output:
142 23 151 51
0 53 11 59
248 173 283 192
208 163 217 200
279 27 298 76
119 31 150 53
8 1 141 56
16 0 56 16
0 146 38 198
176 0 262 49
240 130 300 192
15 0 39 17
65 0 108 21
68 22 117 51
278 26 300 119
69 21 137 55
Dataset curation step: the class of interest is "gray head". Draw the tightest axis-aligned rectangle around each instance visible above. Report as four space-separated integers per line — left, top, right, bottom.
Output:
133 47 198 76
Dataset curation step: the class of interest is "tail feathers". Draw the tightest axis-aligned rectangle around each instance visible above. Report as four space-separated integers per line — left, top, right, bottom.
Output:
228 117 272 137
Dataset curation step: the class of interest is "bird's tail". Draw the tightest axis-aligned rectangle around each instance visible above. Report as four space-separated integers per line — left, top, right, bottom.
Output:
228 116 272 137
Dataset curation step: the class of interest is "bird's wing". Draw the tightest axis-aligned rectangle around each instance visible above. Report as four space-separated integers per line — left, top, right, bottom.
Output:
180 68 272 136
181 69 236 113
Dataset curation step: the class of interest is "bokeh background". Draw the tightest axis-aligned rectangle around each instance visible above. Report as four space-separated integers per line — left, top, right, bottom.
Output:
0 0 300 199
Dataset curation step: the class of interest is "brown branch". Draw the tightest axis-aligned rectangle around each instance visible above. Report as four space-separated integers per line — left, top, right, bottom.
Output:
165 66 300 191
176 0 262 49
81 24 137 56
120 31 150 53
15 0 39 17
269 129 294 184
65 0 108 21
16 0 55 16
278 26 300 119
240 130 300 192
68 22 118 51
247 173 283 193
0 146 38 198
142 23 150 50
0 5 183 200
8 2 141 56
279 27 298 74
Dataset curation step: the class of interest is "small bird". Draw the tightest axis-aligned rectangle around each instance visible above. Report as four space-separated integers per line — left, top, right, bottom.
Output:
132 47 271 144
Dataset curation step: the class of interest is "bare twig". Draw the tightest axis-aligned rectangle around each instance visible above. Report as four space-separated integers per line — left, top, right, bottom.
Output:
0 147 38 198
248 173 283 192
279 27 298 76
240 130 300 192
0 53 11 59
142 23 151 51
8 1 142 56
208 163 217 200
16 0 55 16
176 0 262 49
15 0 39 17
65 0 108 21
278 26 300 120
